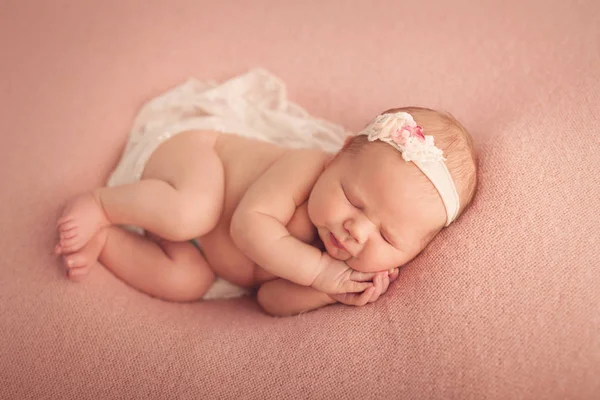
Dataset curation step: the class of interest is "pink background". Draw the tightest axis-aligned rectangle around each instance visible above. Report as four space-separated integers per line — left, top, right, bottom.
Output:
1 0 599 398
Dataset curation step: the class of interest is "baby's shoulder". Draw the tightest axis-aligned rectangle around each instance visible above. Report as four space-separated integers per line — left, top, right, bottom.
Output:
267 148 331 184
250 147 331 202
277 147 330 171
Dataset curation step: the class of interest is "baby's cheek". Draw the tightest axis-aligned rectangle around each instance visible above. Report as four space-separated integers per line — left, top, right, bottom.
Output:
308 197 328 225
348 253 389 273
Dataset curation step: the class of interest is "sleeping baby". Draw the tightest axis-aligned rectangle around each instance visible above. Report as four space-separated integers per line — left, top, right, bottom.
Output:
53 73 477 317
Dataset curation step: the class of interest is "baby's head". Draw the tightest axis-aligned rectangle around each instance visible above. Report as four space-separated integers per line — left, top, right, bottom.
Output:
308 107 477 272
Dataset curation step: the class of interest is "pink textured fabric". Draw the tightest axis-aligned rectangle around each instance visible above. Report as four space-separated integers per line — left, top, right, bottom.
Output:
1 0 599 398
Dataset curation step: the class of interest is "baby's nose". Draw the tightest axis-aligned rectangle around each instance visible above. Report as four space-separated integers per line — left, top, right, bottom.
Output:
343 219 370 245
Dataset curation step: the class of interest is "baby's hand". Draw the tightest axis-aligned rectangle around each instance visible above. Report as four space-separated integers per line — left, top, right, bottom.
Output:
329 268 399 307
310 253 379 294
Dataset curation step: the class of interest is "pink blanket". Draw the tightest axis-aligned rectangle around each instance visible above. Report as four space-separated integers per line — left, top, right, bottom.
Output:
1 0 598 398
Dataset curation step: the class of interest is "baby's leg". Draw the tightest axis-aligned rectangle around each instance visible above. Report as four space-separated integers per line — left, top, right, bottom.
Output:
56 131 224 254
64 226 215 302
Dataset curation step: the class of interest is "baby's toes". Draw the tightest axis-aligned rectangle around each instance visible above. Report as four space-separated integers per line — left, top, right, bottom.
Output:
63 253 91 281
60 229 78 240
54 243 63 255
60 237 83 253
64 253 87 269
58 221 78 234
56 215 72 227
57 219 76 231
66 266 90 282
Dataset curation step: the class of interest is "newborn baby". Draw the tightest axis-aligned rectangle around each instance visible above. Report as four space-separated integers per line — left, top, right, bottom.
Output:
54 106 477 316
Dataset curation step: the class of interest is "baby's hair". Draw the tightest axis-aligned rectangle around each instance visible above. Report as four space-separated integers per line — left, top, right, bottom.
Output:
344 106 478 219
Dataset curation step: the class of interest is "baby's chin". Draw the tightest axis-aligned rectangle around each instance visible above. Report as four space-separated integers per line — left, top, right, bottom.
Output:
325 243 354 263
327 249 350 262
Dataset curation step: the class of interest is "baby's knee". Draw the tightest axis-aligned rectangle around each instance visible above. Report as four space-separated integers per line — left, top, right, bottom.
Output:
256 284 284 317
166 198 222 241
256 284 272 314
162 259 216 302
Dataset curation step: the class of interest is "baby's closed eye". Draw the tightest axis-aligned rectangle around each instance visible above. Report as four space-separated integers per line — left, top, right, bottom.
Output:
380 231 392 244
341 183 363 210
379 229 397 248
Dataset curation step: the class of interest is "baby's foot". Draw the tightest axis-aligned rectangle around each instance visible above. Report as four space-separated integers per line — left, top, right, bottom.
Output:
63 228 108 282
56 191 109 255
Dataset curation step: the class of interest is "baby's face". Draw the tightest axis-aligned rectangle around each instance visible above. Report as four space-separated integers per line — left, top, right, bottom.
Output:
308 141 447 273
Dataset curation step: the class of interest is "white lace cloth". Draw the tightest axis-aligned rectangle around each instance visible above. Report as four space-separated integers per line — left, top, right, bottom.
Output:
107 68 349 300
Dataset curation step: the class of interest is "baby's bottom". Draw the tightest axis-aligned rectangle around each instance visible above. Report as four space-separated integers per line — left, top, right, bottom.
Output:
65 226 215 302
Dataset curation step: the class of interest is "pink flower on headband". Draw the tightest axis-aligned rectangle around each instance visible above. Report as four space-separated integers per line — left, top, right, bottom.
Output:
391 125 425 145
357 112 445 163
409 125 426 140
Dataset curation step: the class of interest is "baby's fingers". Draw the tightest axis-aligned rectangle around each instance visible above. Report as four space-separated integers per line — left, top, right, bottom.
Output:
343 280 375 293
334 287 375 306
381 272 390 294
356 287 375 306
369 273 389 303
349 270 379 282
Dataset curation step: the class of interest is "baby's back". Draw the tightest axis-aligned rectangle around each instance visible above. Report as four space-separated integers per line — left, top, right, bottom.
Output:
214 132 288 214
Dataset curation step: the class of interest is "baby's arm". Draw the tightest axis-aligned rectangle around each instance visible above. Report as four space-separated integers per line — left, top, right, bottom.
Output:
257 271 396 317
231 149 375 294
256 279 337 317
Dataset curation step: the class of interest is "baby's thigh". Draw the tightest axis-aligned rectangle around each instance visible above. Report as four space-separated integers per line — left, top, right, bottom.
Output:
142 130 224 230
154 239 216 301
141 130 222 192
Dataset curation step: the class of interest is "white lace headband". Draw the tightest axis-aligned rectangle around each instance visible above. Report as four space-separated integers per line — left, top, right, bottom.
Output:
356 112 460 227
